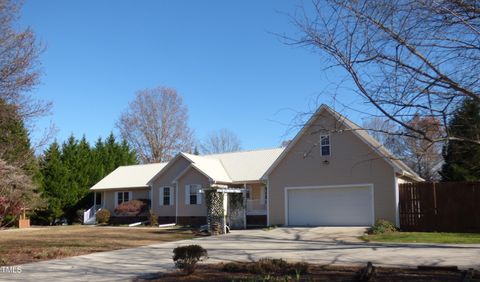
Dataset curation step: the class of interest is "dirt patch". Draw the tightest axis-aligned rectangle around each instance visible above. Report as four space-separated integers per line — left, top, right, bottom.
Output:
135 262 479 282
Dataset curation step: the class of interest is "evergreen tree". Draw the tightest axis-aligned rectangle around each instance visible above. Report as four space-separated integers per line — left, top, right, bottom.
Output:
0 99 38 175
38 142 69 223
36 133 137 223
441 99 480 181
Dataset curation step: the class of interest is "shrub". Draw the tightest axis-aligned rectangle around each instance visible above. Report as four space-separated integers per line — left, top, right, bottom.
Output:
114 200 147 216
369 219 397 234
96 209 110 224
148 210 158 226
251 258 289 275
289 262 310 276
221 260 311 277
172 245 208 275
222 262 247 273
75 209 84 224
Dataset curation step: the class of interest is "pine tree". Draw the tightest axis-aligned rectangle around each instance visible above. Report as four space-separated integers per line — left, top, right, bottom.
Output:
38 142 69 223
36 133 138 223
0 99 38 175
441 99 480 181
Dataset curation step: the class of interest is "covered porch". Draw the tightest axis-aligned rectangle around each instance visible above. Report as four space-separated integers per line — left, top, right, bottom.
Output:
84 188 152 225
205 182 268 233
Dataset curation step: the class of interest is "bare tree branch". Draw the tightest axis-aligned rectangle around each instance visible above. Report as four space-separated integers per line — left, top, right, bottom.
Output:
201 128 242 154
117 87 194 163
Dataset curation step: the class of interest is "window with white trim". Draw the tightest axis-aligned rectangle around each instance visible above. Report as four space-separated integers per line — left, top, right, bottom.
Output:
116 191 131 206
320 134 331 156
185 184 202 205
160 187 172 206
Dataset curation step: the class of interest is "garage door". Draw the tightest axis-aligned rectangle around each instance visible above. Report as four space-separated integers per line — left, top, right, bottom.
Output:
286 185 373 226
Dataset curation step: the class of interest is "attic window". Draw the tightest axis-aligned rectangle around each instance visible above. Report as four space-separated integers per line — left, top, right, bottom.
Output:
320 135 330 156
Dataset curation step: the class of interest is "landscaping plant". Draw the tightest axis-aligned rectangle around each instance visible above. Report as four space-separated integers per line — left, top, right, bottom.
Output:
172 245 208 275
95 209 110 224
114 200 147 216
148 210 158 226
369 219 397 234
221 259 310 277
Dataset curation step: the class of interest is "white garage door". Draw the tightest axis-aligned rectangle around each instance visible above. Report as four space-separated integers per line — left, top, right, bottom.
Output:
287 185 374 226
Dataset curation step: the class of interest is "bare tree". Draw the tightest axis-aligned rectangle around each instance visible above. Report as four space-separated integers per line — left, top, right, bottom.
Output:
288 0 480 147
363 115 444 180
0 0 50 121
117 87 194 163
362 117 405 157
0 0 53 155
201 128 242 154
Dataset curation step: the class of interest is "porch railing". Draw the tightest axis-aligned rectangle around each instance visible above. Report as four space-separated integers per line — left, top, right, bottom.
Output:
246 200 266 215
83 204 101 225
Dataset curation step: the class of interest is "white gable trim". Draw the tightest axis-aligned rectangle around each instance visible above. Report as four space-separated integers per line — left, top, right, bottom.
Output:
262 105 327 178
173 164 214 184
147 153 191 185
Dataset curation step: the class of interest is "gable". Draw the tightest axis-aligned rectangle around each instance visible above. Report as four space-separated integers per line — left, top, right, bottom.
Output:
263 105 421 181
150 155 191 187
175 165 211 186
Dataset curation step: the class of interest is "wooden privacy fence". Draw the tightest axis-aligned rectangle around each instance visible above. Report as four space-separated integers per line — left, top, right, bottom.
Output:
399 182 480 232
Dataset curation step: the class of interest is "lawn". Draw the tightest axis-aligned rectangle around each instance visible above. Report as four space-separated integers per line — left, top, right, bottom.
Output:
0 225 197 266
361 232 480 244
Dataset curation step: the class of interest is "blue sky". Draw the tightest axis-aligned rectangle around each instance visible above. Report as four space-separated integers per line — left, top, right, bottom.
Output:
20 0 366 150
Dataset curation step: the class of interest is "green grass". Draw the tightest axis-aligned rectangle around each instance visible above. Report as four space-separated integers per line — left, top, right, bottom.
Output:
362 232 480 244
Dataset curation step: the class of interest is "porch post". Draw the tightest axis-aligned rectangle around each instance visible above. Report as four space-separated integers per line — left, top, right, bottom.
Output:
223 192 227 234
243 184 247 229
94 192 97 209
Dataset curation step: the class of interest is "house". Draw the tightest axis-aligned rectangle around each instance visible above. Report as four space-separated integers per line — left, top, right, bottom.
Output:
86 104 422 227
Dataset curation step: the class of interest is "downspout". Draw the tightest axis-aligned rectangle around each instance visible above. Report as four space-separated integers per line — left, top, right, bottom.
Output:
173 181 178 225
243 183 247 229
266 177 270 227
394 175 400 228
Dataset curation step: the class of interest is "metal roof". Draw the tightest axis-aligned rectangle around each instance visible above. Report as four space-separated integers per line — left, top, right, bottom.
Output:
90 162 168 190
178 148 284 183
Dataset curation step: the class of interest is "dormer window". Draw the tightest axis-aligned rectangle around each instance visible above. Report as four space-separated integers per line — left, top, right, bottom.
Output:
320 135 330 156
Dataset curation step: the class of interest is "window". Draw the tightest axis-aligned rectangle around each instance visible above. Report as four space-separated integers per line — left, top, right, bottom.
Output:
163 187 171 206
116 191 131 206
186 184 202 205
320 135 330 156
159 187 172 206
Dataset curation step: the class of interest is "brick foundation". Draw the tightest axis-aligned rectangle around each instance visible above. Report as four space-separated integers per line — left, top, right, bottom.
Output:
246 215 267 226
108 216 148 225
157 216 176 224
176 216 207 227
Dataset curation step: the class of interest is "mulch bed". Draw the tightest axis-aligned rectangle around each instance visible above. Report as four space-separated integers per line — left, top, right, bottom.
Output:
135 262 479 281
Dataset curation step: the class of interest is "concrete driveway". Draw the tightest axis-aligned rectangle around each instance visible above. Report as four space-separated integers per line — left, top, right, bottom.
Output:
3 227 480 282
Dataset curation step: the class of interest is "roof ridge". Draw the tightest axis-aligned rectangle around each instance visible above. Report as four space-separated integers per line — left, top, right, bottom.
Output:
201 147 285 157
118 162 168 168
217 158 233 181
